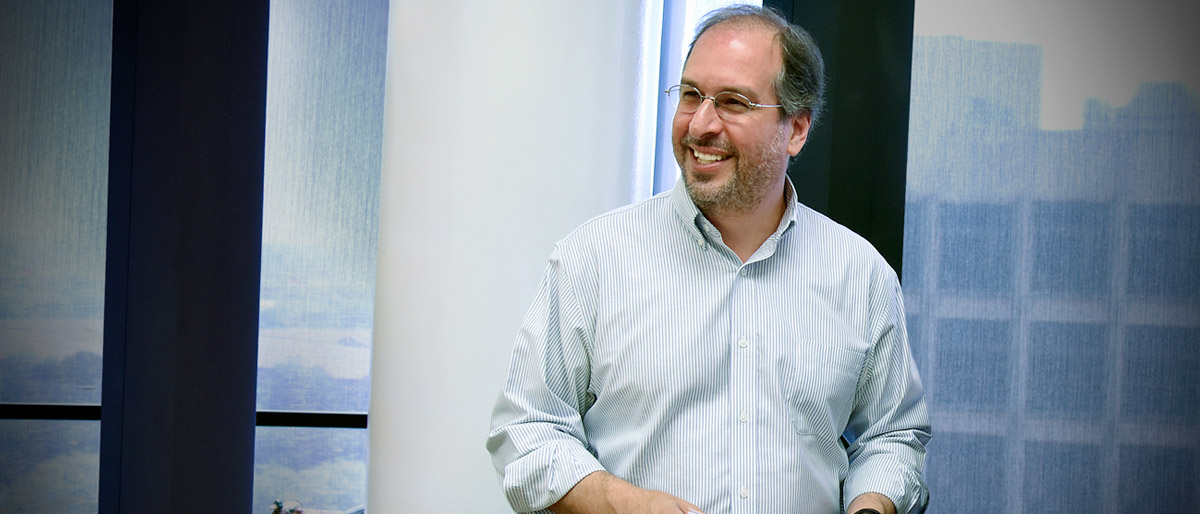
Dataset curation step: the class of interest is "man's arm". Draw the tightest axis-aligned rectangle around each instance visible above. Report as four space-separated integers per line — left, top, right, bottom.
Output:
488 247 707 514
487 248 607 512
549 471 704 514
846 492 896 514
842 266 932 514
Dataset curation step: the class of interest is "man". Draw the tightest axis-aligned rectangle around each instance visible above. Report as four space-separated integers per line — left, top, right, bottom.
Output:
487 5 930 514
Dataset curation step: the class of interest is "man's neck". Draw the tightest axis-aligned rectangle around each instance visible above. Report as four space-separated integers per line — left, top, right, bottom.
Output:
702 181 788 263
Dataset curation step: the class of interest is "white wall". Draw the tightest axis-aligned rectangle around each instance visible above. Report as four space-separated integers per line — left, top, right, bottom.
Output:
368 2 661 511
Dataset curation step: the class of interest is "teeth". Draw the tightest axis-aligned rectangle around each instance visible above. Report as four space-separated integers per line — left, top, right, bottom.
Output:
693 150 727 164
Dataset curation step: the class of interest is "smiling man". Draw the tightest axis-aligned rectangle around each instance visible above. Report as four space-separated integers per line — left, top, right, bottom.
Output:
487 5 930 514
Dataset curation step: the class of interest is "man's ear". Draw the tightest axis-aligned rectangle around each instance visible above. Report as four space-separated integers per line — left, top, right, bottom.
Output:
787 112 812 156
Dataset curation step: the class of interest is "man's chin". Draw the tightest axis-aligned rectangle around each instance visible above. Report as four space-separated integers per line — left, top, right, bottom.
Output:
683 165 726 187
683 176 731 206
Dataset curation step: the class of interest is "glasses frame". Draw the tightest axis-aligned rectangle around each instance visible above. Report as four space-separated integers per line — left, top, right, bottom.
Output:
664 84 783 119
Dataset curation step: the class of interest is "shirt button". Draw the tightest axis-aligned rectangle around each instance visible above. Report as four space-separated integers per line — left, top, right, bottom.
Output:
739 487 749 499
738 411 748 423
737 338 748 348
738 268 748 276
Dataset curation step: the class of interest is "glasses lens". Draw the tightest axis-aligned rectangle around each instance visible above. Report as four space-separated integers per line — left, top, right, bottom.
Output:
668 86 759 118
714 92 753 116
670 85 703 113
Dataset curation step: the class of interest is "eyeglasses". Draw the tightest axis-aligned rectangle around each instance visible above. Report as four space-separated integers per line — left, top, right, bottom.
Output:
665 84 782 118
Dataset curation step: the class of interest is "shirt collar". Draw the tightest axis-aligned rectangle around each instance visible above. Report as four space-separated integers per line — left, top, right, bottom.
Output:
671 178 705 243
671 176 799 244
776 177 799 236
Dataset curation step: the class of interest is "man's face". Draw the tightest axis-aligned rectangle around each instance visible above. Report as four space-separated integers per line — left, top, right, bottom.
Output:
672 23 810 215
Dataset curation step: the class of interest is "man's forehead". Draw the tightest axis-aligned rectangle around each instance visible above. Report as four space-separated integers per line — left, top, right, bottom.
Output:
682 22 781 95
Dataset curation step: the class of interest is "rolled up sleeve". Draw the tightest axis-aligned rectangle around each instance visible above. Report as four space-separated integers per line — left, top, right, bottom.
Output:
843 268 932 514
487 247 603 512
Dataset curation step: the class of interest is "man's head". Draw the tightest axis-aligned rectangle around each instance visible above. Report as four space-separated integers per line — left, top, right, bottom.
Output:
672 5 825 217
687 5 826 124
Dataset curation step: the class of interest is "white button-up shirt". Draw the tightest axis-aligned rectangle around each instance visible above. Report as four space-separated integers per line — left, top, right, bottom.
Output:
488 179 930 514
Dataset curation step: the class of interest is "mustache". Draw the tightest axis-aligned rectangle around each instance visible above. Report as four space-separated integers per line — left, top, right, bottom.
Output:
679 135 735 154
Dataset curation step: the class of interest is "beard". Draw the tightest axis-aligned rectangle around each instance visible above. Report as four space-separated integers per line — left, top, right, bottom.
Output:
675 125 789 218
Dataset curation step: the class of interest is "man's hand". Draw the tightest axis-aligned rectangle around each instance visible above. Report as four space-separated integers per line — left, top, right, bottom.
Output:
549 471 704 514
846 492 896 514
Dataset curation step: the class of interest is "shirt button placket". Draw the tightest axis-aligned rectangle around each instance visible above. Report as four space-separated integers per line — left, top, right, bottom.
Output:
730 268 755 514
731 332 754 513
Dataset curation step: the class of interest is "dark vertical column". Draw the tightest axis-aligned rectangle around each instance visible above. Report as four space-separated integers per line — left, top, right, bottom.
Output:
765 0 915 275
101 1 268 512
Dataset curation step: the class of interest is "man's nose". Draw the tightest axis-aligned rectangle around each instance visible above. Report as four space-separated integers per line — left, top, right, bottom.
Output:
688 98 723 136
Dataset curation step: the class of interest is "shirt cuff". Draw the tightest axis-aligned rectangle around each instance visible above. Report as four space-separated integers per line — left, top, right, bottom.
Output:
501 440 606 512
843 461 928 514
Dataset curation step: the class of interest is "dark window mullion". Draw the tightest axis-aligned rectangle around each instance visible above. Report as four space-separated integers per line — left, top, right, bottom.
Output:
255 411 367 429
0 403 101 421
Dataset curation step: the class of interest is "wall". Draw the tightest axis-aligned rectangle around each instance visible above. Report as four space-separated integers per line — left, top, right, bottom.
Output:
369 2 657 511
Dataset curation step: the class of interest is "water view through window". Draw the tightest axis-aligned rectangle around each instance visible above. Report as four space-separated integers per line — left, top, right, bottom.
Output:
253 0 387 511
0 1 111 511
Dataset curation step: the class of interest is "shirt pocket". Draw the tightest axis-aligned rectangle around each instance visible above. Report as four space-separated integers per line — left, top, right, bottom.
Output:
780 342 864 436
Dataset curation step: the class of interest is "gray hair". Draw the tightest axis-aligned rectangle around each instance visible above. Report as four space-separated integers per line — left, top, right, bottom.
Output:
686 4 826 125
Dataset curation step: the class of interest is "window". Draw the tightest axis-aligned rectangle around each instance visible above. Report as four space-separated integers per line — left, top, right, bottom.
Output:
1025 322 1108 418
1121 325 1200 424
1031 202 1111 296
934 318 1012 411
253 427 369 511
0 420 100 511
1118 445 1198 511
0 1 111 511
907 0 1199 511
253 0 387 511
1126 205 1200 300
924 432 1008 511
936 204 1015 295
1022 441 1104 513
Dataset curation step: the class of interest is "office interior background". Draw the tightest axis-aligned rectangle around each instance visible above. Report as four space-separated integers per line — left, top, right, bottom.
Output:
1 0 1196 512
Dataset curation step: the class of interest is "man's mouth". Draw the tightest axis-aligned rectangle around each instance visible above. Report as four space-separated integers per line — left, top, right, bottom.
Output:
693 149 729 165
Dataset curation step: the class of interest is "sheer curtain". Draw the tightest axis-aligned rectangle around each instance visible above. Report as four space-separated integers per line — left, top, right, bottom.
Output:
0 1 110 511
253 0 388 510
904 1 1199 511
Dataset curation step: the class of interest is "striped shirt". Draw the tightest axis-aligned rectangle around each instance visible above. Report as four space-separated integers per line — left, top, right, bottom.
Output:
487 178 930 514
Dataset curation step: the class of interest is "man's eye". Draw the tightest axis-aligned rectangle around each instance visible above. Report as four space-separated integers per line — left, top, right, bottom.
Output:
720 95 752 112
681 90 702 100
